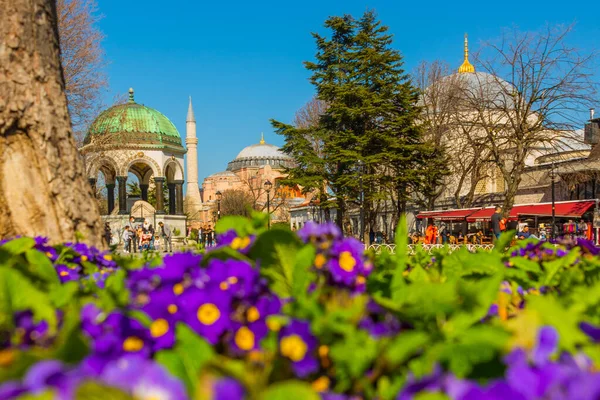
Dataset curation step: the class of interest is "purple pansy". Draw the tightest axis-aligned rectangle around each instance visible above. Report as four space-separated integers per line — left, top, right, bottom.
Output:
180 287 232 344
279 319 319 378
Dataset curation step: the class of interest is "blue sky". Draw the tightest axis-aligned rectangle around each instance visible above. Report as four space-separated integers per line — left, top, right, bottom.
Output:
97 0 599 181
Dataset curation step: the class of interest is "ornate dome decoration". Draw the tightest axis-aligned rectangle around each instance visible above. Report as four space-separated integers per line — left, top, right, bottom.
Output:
457 34 475 74
81 88 184 153
226 135 294 172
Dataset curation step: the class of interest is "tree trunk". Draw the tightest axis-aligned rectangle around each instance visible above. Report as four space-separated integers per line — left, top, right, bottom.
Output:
0 0 102 245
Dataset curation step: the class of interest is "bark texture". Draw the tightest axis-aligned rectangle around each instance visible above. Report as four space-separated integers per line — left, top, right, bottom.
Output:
0 0 103 245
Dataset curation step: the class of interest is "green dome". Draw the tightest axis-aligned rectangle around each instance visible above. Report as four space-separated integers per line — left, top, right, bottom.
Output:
83 92 183 150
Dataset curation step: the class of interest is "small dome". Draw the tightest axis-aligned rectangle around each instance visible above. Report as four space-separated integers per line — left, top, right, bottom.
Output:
235 143 288 160
226 137 294 172
83 89 183 150
208 171 240 179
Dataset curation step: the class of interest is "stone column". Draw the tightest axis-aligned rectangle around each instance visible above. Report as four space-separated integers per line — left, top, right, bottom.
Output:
168 182 176 214
154 177 165 214
140 184 149 202
106 183 115 214
88 178 97 195
174 180 184 215
116 176 128 215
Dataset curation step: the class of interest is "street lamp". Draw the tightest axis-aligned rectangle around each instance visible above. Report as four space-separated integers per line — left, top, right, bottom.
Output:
216 190 222 221
550 162 556 240
264 180 273 229
357 160 365 243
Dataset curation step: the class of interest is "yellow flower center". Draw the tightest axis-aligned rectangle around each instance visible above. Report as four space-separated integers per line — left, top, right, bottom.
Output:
234 326 255 350
231 237 251 250
168 304 178 314
59 271 69 277
247 306 260 323
197 303 220 326
173 283 184 295
45 252 53 258
267 319 281 332
122 336 144 352
312 376 330 392
81 255 88 262
280 335 308 362
219 282 229 291
318 345 329 358
356 276 366 285
0 349 16 367
103 254 112 261
314 253 327 269
338 251 356 272
150 319 170 338
227 276 238 284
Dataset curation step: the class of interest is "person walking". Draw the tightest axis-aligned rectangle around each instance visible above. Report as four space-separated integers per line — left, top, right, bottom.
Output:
159 222 173 253
491 206 503 240
104 223 112 247
122 226 131 253
206 225 214 247
425 222 438 245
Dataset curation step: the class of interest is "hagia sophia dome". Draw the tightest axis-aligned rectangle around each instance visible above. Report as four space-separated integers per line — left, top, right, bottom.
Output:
226 134 294 172
424 35 514 109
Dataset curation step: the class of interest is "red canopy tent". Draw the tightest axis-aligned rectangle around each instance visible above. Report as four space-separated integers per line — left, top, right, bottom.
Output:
466 200 596 222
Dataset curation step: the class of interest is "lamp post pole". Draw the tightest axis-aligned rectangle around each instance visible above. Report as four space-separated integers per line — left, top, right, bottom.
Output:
216 190 222 221
264 180 273 230
357 160 365 243
551 162 556 241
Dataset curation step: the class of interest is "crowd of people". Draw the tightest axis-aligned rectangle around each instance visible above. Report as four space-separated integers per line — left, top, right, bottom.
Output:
102 217 173 253
415 205 594 245
188 225 215 248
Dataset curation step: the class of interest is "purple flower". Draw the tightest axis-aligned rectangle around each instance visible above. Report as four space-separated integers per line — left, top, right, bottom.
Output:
532 326 558 366
213 378 245 400
215 230 255 254
22 360 83 400
327 238 367 286
55 264 81 283
229 322 268 353
279 320 319 378
204 259 260 299
298 222 341 245
180 287 231 344
101 355 187 400
580 322 600 342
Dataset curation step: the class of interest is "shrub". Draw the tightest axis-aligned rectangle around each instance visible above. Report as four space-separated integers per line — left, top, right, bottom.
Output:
1 215 600 399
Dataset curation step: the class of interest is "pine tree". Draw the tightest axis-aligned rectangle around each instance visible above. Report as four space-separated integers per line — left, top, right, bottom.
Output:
273 11 442 236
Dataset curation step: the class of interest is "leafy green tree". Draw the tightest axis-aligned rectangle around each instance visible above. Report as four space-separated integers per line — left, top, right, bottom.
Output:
274 11 437 237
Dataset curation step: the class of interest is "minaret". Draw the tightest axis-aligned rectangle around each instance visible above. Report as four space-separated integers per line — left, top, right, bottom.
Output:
185 97 202 212
458 33 475 74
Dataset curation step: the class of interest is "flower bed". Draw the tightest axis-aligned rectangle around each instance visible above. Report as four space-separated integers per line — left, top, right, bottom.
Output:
1 215 600 400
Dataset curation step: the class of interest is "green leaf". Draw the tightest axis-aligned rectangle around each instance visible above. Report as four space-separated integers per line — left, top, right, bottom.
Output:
0 268 56 331
510 257 542 274
74 382 132 400
291 245 316 299
414 392 450 400
527 295 587 351
170 323 215 395
215 216 254 236
249 230 303 298
386 331 429 365
49 281 79 308
391 215 409 304
17 391 57 400
261 381 319 400
1 237 35 255
25 249 60 285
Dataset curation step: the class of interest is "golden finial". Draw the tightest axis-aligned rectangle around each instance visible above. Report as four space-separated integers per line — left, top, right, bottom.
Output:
458 34 475 74
259 132 265 145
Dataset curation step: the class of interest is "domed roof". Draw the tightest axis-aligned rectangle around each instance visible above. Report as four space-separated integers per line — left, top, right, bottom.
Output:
227 135 294 172
235 143 288 160
82 89 184 151
208 170 240 179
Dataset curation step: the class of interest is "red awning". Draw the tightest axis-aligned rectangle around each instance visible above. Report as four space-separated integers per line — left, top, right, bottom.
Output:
417 208 480 221
515 200 595 218
467 200 596 222
467 207 518 222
